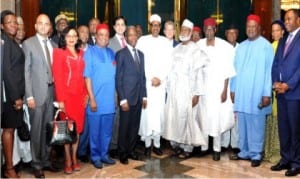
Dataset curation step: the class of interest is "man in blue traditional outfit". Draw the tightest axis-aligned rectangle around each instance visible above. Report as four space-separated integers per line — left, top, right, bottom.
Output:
84 23 116 169
230 14 274 167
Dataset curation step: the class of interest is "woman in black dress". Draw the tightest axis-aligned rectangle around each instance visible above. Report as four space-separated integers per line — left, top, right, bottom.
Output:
1 10 25 178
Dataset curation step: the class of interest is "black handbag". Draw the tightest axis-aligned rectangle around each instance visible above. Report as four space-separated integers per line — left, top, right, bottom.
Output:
46 109 77 145
17 109 30 141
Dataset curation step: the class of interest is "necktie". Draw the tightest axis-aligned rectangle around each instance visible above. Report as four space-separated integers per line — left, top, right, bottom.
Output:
283 34 293 57
133 48 140 70
121 37 126 48
43 39 53 83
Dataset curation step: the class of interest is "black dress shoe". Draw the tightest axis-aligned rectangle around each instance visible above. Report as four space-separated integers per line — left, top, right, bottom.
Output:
33 169 45 178
172 147 183 156
271 162 290 171
78 155 90 163
109 149 119 159
251 160 261 167
43 165 60 172
119 155 129 165
153 147 163 156
144 147 151 157
128 152 139 160
212 152 221 161
285 168 300 176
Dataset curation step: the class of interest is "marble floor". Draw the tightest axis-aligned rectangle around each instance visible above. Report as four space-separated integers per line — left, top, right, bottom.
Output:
18 145 297 178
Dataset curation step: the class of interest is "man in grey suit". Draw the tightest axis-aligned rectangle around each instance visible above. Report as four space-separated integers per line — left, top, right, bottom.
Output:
23 14 58 178
108 16 127 158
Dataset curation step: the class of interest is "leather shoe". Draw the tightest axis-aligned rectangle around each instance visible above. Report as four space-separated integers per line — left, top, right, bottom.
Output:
212 151 221 161
92 160 103 169
109 149 119 159
251 160 261 167
285 168 300 176
119 155 129 165
128 152 139 160
153 147 163 156
144 147 151 157
101 155 116 165
78 155 89 163
33 169 45 178
271 162 290 171
43 165 60 172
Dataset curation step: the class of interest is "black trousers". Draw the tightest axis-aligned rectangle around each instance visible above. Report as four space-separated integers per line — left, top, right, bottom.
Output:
118 101 142 157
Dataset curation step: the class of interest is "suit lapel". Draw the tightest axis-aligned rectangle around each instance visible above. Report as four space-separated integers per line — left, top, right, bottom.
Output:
285 30 300 59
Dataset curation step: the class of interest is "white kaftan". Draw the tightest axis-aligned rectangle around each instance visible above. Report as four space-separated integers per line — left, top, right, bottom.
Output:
197 37 236 137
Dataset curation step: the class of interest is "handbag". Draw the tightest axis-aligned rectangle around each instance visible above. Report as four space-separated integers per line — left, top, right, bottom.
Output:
46 109 77 145
17 108 30 141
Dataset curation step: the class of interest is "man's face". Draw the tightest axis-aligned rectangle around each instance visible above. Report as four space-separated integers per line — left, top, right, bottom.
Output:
56 19 68 32
284 10 300 33
95 29 109 47
1 14 18 37
35 14 51 37
113 18 126 35
78 26 89 44
126 27 138 47
204 25 216 40
164 24 175 40
191 31 201 42
179 26 192 42
150 21 161 37
225 29 238 44
89 19 100 35
246 20 260 40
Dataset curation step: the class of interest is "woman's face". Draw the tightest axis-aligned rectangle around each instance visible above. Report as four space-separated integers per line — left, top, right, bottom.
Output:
65 29 78 48
271 24 284 41
1 14 18 38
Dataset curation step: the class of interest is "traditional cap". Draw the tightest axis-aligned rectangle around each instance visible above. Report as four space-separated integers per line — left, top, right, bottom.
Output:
96 23 109 32
149 14 161 23
247 14 260 24
55 14 68 24
193 26 201 32
16 16 24 25
204 18 216 27
182 19 194 29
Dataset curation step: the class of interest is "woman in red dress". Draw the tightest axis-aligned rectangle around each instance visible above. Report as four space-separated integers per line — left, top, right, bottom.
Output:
52 27 87 174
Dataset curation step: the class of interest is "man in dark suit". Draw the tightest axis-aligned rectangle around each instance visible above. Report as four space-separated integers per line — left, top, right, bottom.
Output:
23 14 58 178
271 9 300 177
87 18 100 45
115 26 147 164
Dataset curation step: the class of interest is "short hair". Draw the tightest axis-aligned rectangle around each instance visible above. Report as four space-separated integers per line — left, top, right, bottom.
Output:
1 10 15 25
226 24 239 31
113 16 127 26
287 9 300 17
164 20 175 29
124 25 136 37
58 27 81 53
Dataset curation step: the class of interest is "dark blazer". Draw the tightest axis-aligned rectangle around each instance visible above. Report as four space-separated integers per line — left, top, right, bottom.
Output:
1 32 25 103
115 46 146 106
272 30 300 100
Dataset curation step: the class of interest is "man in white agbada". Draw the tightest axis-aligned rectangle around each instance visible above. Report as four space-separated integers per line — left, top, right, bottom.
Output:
163 19 208 159
197 17 236 161
137 14 173 156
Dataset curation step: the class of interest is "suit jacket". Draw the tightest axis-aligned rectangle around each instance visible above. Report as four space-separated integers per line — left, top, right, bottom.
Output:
115 46 147 106
108 35 123 53
1 32 25 104
23 35 57 106
87 34 96 46
272 29 300 100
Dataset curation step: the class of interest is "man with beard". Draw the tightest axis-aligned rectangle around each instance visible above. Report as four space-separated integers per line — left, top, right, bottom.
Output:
163 19 208 159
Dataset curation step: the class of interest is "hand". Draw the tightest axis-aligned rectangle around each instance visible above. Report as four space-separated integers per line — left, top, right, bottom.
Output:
192 96 199 107
260 96 271 108
151 77 161 87
230 92 235 103
89 99 97 112
59 102 65 111
27 98 36 109
14 98 23 110
221 90 227 103
142 100 147 109
121 102 130 111
276 82 289 94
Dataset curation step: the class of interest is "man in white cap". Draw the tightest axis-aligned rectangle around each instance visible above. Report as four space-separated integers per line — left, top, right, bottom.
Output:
197 18 236 161
163 19 208 159
137 14 172 157
52 14 68 44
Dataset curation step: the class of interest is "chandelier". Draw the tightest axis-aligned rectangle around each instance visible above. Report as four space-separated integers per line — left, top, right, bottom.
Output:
281 0 300 11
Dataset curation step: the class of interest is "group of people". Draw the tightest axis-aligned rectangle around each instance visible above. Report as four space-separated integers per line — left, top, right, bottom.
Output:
1 7 300 178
